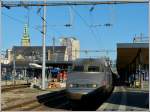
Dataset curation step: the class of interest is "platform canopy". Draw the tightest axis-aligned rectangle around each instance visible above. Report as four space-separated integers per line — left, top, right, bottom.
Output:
117 43 149 72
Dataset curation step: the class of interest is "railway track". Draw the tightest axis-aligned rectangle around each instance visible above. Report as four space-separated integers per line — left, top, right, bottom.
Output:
2 87 114 111
2 89 70 111
1 84 30 92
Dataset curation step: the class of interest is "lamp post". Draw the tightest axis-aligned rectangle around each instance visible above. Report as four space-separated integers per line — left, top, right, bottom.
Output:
1 51 7 85
13 50 16 85
42 0 46 90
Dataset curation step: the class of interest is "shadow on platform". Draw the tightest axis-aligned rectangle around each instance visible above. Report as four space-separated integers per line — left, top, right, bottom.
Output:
106 90 149 109
36 90 70 110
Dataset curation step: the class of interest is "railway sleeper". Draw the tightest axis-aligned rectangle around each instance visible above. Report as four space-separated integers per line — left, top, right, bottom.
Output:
2 99 37 111
2 90 66 111
2 84 30 92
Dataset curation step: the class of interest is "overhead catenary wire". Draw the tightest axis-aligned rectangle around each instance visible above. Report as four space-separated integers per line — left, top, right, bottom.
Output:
2 11 61 47
108 4 116 27
88 4 115 56
2 10 64 47
24 5 31 27
2 12 25 25
2 12 42 33
70 5 111 57
89 6 104 49
70 5 101 47
2 12 60 39
37 6 73 28
36 6 72 33
36 6 67 44
69 6 74 26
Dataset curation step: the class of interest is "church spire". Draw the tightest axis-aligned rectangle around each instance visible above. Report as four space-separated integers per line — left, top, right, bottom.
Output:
23 24 29 37
21 24 30 46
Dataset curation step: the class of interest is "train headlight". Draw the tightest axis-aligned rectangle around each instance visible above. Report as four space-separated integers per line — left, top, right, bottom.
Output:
69 84 73 88
92 84 97 88
87 84 97 88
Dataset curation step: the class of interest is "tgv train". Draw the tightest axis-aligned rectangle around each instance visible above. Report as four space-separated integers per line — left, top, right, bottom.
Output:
66 58 113 101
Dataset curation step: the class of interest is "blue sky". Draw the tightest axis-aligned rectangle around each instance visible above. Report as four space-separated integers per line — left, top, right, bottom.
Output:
1 2 148 60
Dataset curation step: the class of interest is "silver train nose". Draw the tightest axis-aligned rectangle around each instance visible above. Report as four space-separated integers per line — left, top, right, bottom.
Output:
66 89 94 100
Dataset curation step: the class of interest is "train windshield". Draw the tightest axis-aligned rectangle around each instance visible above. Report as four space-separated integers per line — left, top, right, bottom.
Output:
73 65 101 72
73 65 84 72
88 66 99 72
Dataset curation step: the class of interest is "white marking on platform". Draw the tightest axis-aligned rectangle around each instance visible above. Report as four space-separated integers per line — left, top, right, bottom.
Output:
98 87 119 110
118 87 127 111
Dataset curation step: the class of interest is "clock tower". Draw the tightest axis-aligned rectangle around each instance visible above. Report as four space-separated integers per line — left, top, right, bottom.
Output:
21 24 30 46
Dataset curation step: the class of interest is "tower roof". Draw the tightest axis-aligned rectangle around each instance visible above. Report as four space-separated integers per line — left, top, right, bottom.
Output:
21 24 30 46
23 24 29 38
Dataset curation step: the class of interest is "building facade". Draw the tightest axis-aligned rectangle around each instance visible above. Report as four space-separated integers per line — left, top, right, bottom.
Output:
60 37 80 61
11 46 67 64
1 46 72 79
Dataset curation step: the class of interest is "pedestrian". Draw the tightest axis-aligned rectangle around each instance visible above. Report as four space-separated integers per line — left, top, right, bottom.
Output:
34 76 37 84
128 76 131 87
131 74 134 87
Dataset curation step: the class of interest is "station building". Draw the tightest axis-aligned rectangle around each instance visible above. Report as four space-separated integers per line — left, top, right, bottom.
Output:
2 45 72 79
117 43 149 83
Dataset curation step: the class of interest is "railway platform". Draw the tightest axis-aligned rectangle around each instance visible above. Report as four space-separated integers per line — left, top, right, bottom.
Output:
98 81 149 111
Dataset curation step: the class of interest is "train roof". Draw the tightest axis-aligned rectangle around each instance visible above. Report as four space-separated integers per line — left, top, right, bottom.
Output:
73 58 107 66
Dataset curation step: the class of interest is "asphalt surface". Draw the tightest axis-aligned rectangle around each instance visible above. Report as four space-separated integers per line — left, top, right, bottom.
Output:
98 85 149 111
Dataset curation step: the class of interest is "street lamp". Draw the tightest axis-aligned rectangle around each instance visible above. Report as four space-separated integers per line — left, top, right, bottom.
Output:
42 0 46 90
13 50 16 85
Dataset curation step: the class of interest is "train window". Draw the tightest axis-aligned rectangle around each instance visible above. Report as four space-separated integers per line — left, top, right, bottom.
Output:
88 66 99 72
73 66 84 72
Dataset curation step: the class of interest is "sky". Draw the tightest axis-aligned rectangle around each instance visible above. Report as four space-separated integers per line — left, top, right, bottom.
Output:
1 1 149 60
